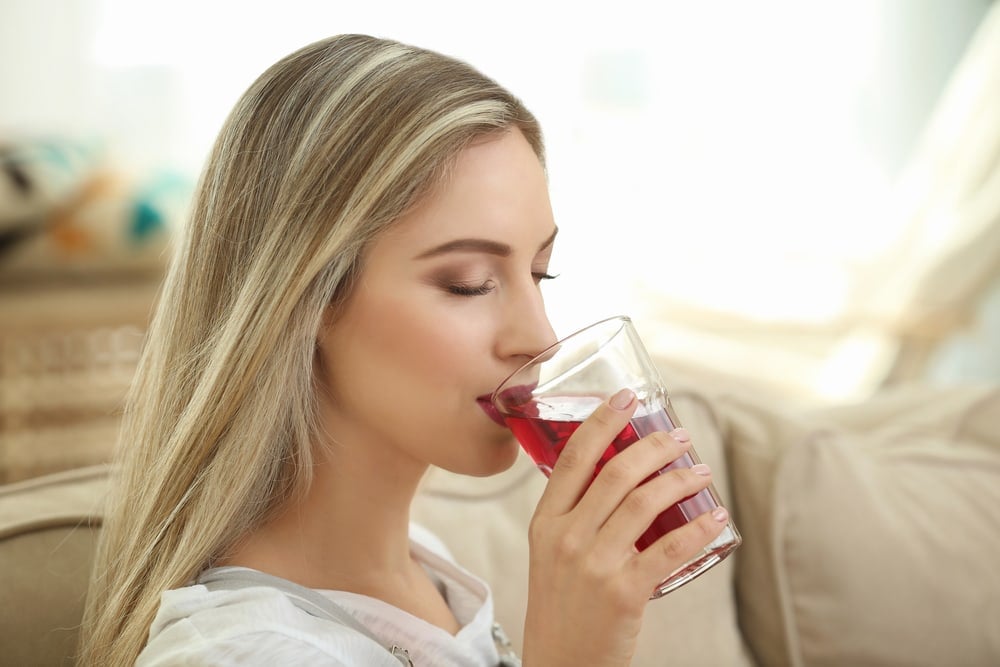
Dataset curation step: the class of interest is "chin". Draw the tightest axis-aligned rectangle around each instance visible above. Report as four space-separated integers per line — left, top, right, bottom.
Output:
455 432 522 477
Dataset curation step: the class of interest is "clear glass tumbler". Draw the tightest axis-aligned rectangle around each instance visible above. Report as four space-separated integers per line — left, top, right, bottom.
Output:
492 315 741 597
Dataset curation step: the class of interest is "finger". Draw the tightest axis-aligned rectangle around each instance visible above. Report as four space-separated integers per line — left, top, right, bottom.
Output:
572 429 693 532
632 504 731 589
594 464 713 557
535 388 637 516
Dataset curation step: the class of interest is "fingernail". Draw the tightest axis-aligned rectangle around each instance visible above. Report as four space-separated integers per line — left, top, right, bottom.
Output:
610 388 634 410
670 427 691 443
712 507 729 523
691 463 711 476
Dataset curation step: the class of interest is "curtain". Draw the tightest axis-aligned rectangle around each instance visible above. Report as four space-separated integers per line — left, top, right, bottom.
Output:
864 3 1000 382
636 2 1000 402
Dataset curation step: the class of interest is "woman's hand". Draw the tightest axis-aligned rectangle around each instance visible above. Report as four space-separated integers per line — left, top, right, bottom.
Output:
520 389 729 667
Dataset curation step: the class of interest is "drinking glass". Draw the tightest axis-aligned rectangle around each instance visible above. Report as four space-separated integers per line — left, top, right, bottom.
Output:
492 315 741 597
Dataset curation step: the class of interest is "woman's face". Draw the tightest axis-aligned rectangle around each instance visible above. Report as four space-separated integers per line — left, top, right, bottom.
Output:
317 128 558 477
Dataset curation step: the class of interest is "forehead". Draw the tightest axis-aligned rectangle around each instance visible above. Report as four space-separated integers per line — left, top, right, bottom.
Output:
375 129 551 253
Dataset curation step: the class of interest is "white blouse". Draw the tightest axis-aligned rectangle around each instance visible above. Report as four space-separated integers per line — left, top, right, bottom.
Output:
137 525 502 666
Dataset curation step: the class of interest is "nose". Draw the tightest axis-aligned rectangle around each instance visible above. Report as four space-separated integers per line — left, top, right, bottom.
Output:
497 281 558 363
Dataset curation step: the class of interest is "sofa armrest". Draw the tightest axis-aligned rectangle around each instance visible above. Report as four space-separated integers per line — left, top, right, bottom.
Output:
0 464 109 665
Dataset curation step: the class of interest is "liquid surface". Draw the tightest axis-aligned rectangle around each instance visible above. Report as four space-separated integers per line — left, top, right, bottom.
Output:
504 395 719 550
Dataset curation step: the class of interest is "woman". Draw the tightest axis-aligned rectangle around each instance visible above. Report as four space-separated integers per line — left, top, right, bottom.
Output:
81 34 729 666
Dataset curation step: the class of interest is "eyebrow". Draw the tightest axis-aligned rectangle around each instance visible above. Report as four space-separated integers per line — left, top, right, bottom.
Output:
414 227 558 260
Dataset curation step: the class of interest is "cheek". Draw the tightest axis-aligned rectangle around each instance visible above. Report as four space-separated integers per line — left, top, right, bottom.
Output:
395 281 502 356
322 294 519 475
328 293 487 421
365 300 476 386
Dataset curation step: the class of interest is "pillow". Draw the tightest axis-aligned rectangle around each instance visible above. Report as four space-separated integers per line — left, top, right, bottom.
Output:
412 389 754 667
0 137 183 282
772 388 1000 666
713 387 1000 665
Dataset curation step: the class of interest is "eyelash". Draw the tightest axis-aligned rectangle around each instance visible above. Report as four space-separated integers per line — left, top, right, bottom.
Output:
447 282 495 297
534 272 559 283
446 273 558 297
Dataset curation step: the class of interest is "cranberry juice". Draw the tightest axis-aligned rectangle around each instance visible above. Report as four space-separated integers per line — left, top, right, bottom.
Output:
504 396 719 552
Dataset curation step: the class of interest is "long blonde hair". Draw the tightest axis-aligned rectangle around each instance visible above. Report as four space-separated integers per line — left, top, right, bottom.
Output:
80 34 543 667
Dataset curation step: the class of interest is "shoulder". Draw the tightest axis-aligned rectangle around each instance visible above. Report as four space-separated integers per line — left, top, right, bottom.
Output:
137 628 354 666
139 584 400 666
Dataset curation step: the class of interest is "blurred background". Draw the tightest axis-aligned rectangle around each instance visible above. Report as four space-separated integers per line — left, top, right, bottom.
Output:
1 0 998 478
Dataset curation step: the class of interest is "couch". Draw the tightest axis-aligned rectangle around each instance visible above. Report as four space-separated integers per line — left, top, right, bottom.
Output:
2 371 998 667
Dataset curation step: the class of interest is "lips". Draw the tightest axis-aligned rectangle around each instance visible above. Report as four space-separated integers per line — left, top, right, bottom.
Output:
476 396 508 427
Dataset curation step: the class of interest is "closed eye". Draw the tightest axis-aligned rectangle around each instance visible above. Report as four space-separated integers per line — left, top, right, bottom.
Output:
447 281 496 296
445 273 555 296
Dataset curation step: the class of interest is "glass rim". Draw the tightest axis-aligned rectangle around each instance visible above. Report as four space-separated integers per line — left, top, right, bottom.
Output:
491 314 633 408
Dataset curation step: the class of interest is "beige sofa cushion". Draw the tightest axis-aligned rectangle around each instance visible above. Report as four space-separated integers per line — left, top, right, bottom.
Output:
0 464 108 666
720 385 1000 667
774 388 1000 667
412 389 754 667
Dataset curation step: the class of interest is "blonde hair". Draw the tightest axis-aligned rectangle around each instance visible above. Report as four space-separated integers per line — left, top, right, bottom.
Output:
80 34 543 667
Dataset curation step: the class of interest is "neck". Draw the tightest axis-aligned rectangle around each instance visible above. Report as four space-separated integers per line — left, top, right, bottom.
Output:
222 432 428 593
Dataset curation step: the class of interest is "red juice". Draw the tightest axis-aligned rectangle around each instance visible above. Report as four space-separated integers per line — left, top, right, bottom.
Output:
504 396 719 552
